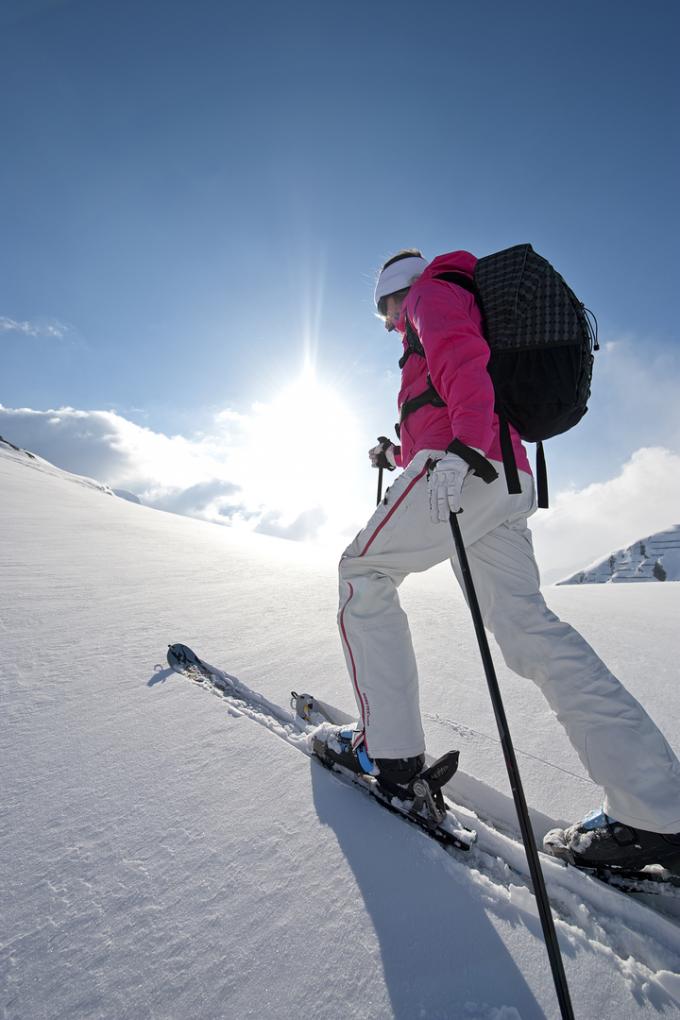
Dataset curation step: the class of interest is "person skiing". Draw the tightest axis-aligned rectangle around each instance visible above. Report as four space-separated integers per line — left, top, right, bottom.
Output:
322 247 680 871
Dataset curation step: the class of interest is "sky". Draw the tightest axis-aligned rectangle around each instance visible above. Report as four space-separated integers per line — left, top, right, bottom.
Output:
1 0 679 581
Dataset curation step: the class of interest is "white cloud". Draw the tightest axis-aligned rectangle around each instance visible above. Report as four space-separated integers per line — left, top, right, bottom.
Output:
255 507 328 541
532 447 680 584
0 317 67 339
0 382 367 546
590 336 680 451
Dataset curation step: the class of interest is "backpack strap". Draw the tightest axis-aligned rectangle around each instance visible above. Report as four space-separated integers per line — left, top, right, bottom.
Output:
498 413 521 495
536 441 549 509
398 317 425 368
433 270 477 297
447 438 498 484
399 380 446 426
500 416 550 507
398 316 446 425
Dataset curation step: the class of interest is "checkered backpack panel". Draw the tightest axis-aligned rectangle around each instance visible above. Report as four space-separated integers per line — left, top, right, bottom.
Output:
472 244 595 442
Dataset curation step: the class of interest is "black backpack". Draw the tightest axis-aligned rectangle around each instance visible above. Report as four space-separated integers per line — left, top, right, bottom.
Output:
399 244 598 507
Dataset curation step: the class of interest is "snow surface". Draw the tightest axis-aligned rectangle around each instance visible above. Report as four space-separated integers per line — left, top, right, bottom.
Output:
2 445 680 1020
559 524 680 585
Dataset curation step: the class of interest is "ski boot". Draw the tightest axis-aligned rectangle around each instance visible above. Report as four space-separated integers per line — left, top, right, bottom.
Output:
311 726 459 826
544 809 680 871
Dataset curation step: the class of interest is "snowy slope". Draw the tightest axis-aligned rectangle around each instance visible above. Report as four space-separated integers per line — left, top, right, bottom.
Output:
558 524 680 584
0 434 114 496
2 446 680 1020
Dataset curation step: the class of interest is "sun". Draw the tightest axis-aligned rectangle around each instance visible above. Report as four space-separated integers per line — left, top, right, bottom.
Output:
240 363 364 533
269 364 345 459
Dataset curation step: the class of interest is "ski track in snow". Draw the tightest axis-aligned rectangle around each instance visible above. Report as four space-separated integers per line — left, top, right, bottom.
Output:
167 657 680 1003
423 711 596 789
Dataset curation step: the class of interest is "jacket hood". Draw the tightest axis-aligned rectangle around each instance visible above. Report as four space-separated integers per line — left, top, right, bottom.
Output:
395 251 477 335
421 250 477 281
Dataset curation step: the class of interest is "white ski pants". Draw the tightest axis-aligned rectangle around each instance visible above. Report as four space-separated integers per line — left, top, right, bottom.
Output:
338 449 680 833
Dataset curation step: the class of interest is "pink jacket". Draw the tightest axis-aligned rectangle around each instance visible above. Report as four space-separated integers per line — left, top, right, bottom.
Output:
393 250 531 475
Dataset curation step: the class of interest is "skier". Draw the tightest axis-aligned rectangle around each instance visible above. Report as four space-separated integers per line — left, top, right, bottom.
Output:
324 247 680 871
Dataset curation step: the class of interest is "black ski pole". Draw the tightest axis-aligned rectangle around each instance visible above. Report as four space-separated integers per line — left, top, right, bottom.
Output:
376 466 384 506
448 509 575 1020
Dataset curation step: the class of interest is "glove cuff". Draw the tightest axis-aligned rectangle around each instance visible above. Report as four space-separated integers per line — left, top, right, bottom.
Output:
376 437 396 471
376 449 396 471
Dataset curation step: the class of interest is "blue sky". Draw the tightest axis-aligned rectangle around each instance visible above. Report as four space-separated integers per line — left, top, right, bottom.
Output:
1 0 679 576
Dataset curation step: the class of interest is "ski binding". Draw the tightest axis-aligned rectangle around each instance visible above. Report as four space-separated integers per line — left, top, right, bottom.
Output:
310 723 477 853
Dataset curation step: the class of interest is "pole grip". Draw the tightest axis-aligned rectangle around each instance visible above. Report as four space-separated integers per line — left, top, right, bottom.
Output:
376 466 384 506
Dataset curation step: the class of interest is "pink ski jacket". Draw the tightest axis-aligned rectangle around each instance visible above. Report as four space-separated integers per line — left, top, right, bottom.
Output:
393 250 531 475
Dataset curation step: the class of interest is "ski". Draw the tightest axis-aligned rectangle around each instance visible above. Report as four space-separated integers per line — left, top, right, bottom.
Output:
167 642 302 731
291 685 680 901
166 645 680 926
597 867 680 896
166 643 476 853
543 846 680 898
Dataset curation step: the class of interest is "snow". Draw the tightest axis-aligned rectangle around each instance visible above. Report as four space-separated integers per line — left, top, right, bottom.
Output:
558 524 680 584
2 444 680 1019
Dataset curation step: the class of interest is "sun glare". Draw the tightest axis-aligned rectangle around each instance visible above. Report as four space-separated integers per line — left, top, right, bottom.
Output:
238 366 363 537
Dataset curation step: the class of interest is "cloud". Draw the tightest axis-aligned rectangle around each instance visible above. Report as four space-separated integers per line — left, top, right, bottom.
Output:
154 479 241 517
0 317 67 339
589 335 680 452
255 507 328 541
532 447 680 584
0 388 365 546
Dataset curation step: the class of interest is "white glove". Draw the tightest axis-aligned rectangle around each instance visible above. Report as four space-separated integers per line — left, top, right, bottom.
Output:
369 437 397 471
428 453 469 522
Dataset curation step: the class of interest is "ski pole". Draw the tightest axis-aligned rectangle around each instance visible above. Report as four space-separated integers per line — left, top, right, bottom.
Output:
376 466 384 506
448 509 575 1020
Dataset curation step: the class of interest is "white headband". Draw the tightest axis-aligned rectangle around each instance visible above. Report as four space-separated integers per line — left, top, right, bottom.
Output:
374 255 429 306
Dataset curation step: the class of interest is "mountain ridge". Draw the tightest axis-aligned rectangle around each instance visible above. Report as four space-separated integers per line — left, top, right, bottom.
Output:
558 524 680 584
